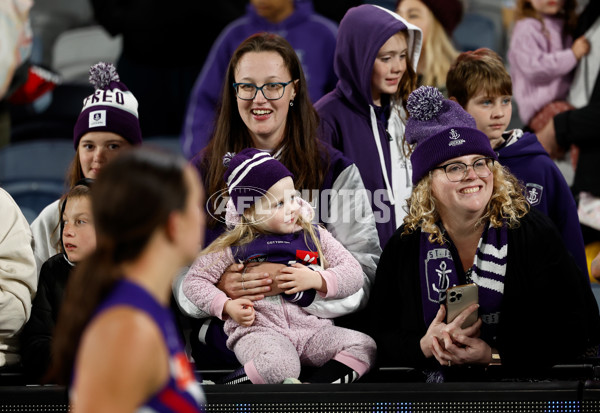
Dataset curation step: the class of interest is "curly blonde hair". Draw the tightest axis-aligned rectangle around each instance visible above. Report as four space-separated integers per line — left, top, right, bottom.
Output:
402 162 530 244
203 206 327 268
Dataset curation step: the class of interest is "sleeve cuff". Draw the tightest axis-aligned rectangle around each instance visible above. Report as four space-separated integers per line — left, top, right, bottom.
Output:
210 293 230 320
317 269 338 298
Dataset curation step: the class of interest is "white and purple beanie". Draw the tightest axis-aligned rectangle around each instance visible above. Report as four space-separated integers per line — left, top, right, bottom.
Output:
73 62 142 149
223 148 294 214
406 86 497 185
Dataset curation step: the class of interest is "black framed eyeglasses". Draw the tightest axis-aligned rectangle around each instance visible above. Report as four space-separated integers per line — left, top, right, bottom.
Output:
232 80 294 100
432 157 495 182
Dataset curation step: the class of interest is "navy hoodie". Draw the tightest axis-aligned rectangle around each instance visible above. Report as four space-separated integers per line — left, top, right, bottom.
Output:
314 5 422 248
498 129 588 277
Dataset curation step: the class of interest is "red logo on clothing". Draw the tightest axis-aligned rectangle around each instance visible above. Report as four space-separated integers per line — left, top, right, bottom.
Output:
296 250 318 264
173 352 195 390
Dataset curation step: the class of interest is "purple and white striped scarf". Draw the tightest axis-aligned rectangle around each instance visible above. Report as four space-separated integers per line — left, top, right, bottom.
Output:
419 221 507 343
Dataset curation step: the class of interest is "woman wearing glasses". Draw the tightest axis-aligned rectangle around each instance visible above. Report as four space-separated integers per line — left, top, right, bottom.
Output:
176 32 381 372
368 86 600 381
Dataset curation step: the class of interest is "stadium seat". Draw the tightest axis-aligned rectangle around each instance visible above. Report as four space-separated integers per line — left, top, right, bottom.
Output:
0 139 72 222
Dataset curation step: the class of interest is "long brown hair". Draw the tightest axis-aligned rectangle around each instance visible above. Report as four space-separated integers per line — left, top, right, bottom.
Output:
396 31 419 113
66 148 85 189
201 33 326 227
515 0 578 36
47 147 189 384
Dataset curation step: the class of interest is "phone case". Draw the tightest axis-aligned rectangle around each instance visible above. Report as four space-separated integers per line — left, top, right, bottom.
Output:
446 283 478 329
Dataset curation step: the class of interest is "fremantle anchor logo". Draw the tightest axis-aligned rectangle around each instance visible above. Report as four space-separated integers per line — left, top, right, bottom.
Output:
448 128 465 146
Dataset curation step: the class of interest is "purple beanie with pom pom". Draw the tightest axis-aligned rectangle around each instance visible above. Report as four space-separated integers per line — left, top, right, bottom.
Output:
406 86 497 185
72 62 142 149
223 148 294 213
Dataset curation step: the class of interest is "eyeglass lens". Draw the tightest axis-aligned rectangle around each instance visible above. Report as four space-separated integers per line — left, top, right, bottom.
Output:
235 83 286 100
445 159 493 182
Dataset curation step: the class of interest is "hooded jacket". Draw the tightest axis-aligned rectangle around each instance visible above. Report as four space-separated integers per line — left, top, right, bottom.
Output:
498 129 588 276
0 188 36 367
314 5 422 248
181 0 338 159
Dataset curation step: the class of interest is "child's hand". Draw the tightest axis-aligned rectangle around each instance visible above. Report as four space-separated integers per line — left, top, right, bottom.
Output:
276 263 326 294
572 36 590 59
223 298 255 326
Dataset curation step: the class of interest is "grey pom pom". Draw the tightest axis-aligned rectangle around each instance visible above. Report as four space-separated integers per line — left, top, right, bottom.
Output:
88 62 119 90
407 86 444 121
223 152 235 167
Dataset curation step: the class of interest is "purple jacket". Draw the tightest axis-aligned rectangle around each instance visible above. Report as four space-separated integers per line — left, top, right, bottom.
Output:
314 5 422 248
498 129 588 277
181 0 338 159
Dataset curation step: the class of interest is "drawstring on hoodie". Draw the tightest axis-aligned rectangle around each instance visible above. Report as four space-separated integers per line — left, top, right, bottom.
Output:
369 105 396 206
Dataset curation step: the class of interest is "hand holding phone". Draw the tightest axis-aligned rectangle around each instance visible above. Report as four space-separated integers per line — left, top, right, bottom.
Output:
446 283 478 329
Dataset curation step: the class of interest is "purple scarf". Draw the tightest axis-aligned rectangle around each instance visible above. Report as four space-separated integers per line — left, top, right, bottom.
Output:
419 222 507 344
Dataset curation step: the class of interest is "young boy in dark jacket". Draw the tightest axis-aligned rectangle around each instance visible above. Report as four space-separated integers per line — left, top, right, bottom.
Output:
446 48 588 277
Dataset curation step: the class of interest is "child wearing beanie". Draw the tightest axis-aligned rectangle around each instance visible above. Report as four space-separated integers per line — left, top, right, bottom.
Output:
183 148 376 384
30 62 142 276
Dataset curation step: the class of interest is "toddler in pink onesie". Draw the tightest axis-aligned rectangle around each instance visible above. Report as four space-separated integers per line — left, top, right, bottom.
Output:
183 148 376 384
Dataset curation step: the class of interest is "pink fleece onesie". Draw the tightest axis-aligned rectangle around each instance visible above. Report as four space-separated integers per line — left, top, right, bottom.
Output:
183 226 377 384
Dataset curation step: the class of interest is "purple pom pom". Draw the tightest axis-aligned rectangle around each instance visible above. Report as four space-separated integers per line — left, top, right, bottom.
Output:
88 62 119 90
407 86 444 121
223 152 235 168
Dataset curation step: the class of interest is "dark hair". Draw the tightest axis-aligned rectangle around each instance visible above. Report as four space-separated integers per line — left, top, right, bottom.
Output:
201 32 326 226
446 48 512 107
58 179 94 253
47 147 189 384
515 0 578 36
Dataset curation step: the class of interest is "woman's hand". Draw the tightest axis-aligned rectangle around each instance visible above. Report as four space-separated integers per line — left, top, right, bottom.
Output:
277 263 326 294
216 262 273 300
420 303 482 361
429 303 488 367
223 299 255 327
435 333 492 366
420 305 448 359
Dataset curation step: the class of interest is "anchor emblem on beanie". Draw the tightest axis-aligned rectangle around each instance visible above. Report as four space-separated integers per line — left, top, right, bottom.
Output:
448 128 465 146
88 110 106 128
405 86 498 185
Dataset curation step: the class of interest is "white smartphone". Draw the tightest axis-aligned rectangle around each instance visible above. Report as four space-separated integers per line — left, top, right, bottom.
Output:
445 283 478 329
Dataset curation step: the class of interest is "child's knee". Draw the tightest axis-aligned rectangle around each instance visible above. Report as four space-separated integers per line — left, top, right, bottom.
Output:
344 332 377 366
257 354 301 383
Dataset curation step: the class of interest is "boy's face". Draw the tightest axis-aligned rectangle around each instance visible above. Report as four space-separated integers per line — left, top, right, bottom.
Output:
62 196 96 263
464 90 512 148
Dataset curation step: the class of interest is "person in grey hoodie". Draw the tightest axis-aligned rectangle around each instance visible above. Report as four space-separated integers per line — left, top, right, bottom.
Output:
315 4 422 248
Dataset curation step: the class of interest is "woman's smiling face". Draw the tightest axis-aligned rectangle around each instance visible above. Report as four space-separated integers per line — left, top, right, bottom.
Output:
430 154 494 222
234 51 296 150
